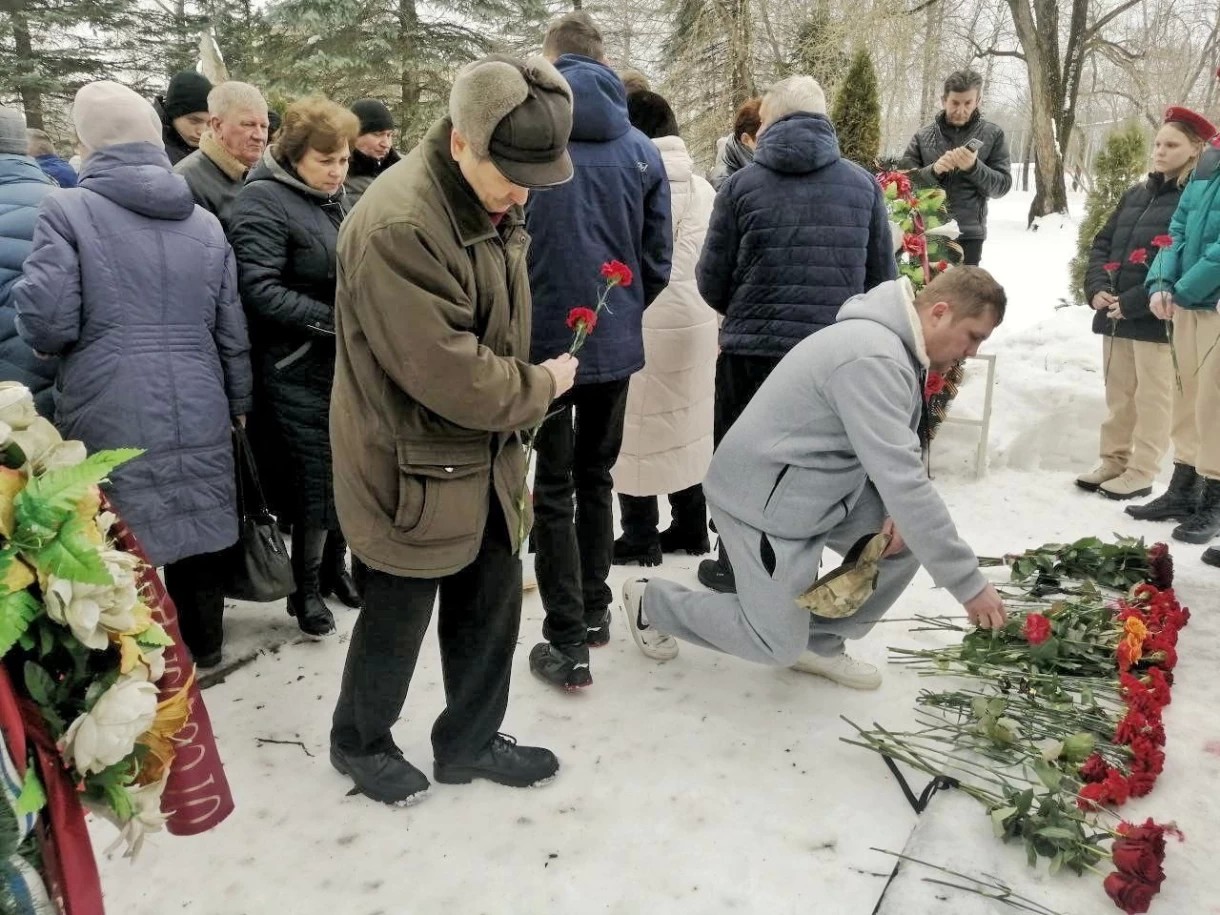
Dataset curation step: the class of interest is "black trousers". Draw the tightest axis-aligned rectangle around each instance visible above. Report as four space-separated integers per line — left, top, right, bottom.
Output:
619 484 707 541
960 238 984 266
163 550 229 661
330 499 521 762
533 378 630 647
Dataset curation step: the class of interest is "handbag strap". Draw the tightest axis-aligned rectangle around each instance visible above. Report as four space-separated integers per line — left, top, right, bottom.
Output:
232 424 273 517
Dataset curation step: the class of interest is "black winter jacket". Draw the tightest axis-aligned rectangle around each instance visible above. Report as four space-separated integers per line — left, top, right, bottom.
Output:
900 111 1012 241
697 113 896 359
229 149 346 527
1084 172 1182 343
154 98 197 166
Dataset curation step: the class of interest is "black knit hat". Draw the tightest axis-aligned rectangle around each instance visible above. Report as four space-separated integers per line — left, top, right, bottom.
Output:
164 71 213 120
351 99 395 135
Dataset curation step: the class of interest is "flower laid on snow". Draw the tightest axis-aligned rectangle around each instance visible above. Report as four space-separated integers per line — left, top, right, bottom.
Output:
1023 612 1052 645
59 676 159 776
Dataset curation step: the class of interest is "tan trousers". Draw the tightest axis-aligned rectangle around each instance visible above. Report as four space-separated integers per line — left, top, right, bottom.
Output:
1169 308 1220 480
1101 336 1174 484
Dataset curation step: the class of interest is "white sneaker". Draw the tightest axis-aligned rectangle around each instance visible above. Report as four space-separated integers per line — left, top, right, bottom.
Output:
790 650 881 690
621 579 679 661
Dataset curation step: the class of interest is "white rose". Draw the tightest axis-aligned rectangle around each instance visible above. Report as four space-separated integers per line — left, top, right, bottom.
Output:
60 676 158 776
36 439 88 473
95 774 171 859
128 646 166 684
0 383 37 431
44 550 143 649
10 417 62 467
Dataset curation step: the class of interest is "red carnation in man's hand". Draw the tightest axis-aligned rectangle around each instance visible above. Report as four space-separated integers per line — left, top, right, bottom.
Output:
1103 261 1121 274
1129 248 1149 265
600 260 633 287
566 307 598 333
1151 234 1173 249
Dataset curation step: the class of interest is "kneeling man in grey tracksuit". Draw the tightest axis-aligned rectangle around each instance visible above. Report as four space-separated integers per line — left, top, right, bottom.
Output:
622 267 1009 689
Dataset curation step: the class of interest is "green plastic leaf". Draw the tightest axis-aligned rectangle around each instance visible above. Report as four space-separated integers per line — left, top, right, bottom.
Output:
14 766 45 816
1032 760 1065 791
24 512 112 585
134 622 173 649
23 662 54 707
0 589 42 659
13 449 141 547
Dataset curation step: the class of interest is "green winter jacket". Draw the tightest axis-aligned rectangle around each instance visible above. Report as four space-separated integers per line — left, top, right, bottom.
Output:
1146 145 1220 309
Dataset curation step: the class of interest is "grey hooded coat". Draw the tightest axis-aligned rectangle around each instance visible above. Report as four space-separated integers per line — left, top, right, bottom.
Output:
13 141 253 566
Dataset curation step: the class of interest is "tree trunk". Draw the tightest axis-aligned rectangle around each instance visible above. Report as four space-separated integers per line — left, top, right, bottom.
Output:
397 0 420 129
1021 122 1033 192
918 2 942 123
1007 0 1068 224
9 5 43 129
721 0 755 107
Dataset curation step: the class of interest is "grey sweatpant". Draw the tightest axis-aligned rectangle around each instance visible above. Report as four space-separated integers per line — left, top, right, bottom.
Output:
643 486 920 666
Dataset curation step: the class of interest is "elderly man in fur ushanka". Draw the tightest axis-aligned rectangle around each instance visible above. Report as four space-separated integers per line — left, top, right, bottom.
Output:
328 54 580 806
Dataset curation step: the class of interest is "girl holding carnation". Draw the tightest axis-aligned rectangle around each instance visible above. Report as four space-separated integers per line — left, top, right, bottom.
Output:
1078 108 1211 501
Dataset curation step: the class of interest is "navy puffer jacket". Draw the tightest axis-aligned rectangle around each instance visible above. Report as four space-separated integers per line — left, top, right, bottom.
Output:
697 113 896 359
0 155 57 417
526 54 672 385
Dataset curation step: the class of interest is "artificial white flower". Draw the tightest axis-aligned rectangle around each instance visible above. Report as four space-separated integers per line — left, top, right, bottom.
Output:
43 550 143 649
60 676 158 776
925 219 961 239
95 510 118 540
128 646 166 684
9 416 62 467
94 774 171 859
0 383 37 431
36 439 88 473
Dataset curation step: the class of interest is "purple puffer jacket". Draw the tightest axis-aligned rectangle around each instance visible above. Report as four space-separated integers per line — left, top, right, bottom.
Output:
13 141 253 567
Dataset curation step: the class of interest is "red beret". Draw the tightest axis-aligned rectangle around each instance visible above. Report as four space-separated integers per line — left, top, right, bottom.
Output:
1163 106 1217 142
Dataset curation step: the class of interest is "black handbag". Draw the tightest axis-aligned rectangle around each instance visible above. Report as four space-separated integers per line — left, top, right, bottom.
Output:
223 424 296 602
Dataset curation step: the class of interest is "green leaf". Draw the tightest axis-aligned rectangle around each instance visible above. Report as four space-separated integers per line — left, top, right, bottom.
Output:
989 806 1017 838
22 661 55 710
14 766 45 816
134 622 173 649
0 589 42 659
13 449 141 548
1032 760 1065 791
24 512 112 585
1049 851 1065 876
1036 827 1079 841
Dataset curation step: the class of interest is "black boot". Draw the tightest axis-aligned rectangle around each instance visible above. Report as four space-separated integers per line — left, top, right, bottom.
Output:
288 526 336 637
613 494 662 566
1202 547 1220 567
1172 478 1220 544
320 531 362 609
697 539 736 593
659 484 711 555
1126 463 1203 521
528 641 592 690
433 733 559 788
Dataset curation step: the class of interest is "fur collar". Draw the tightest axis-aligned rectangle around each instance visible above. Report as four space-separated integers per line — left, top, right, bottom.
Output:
199 132 250 182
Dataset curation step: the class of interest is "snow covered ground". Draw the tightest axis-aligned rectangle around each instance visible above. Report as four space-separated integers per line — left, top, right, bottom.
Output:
89 191 1220 914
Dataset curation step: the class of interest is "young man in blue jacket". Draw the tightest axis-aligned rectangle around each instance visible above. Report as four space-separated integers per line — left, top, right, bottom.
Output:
526 11 673 691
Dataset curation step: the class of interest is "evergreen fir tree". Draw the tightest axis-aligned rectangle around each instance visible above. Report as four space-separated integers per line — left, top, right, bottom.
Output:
1068 123 1147 303
786 10 848 96
831 48 880 170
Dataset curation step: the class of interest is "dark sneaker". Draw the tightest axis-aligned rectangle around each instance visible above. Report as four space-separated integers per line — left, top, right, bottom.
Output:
434 733 559 788
529 641 592 690
330 745 430 806
585 608 611 647
659 525 711 555
612 535 662 567
697 557 736 593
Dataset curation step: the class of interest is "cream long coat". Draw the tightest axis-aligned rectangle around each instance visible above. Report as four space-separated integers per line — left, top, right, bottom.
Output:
611 135 718 497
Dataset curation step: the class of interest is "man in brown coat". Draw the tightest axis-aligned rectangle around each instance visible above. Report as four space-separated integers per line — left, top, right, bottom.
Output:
328 54 579 805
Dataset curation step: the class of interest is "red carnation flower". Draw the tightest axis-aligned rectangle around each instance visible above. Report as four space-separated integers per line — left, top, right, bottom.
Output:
1129 248 1149 265
1079 753 1110 783
600 260 633 287
1023 612 1052 645
903 233 926 257
1147 542 1173 588
935 259 949 273
1078 781 1107 810
1150 234 1174 249
566 306 598 333
1127 771 1158 798
1103 261 1122 274
924 372 946 398
1112 839 1166 886
1103 872 1160 914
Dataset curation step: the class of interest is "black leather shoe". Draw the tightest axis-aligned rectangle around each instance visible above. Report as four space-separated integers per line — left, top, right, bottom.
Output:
289 591 336 638
331 745 430 805
434 733 559 788
697 557 736 593
529 641 592 690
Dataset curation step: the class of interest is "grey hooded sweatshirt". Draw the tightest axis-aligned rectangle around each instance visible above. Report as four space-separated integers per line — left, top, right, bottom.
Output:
702 278 987 604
